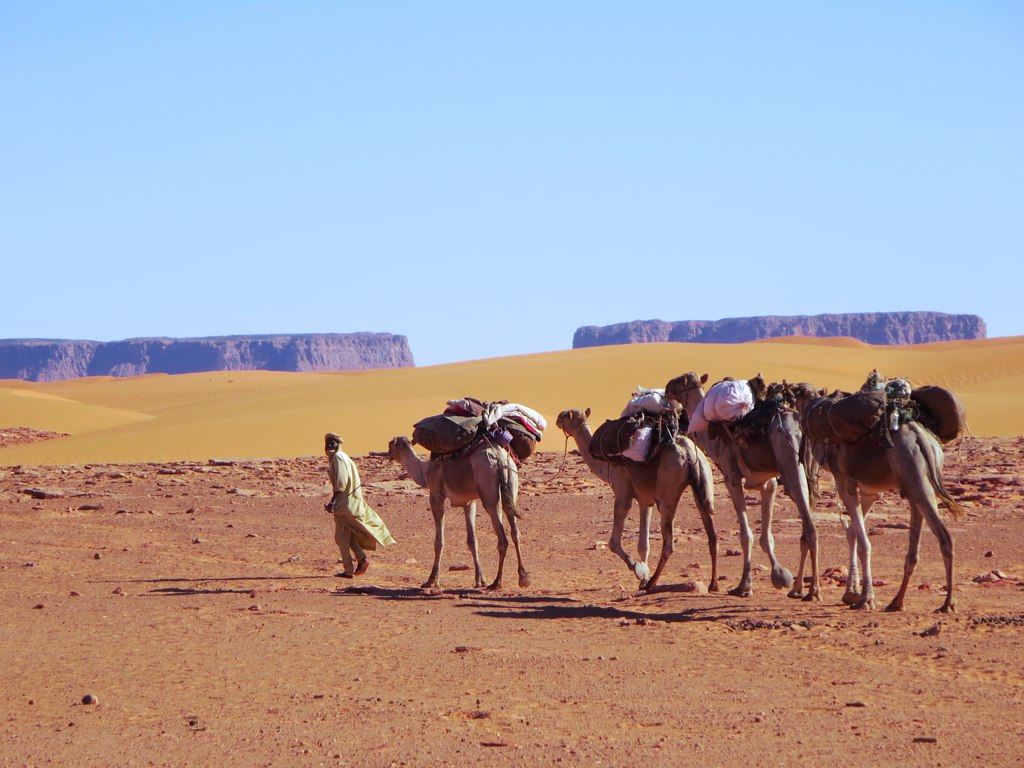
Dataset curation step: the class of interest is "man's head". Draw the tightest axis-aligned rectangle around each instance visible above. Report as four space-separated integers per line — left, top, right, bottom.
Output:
325 432 343 454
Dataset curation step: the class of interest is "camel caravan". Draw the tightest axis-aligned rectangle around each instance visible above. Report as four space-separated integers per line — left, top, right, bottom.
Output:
385 372 967 613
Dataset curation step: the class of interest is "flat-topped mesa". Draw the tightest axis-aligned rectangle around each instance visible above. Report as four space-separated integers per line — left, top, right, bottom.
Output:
573 312 986 348
0 333 414 382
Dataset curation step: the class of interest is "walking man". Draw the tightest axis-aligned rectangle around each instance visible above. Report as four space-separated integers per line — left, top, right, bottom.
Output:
324 432 396 578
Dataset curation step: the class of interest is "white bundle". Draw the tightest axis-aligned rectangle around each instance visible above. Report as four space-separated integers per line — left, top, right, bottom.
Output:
687 379 755 434
490 402 547 432
620 427 653 462
620 386 678 418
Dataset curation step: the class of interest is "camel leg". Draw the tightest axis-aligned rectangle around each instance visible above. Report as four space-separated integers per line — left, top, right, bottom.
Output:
889 469 956 613
695 495 719 593
837 480 875 610
785 466 819 602
842 513 862 605
757 479 794 593
483 501 509 591
461 502 487 589
725 478 755 597
885 508 923 613
423 493 447 589
644 489 683 591
608 493 648 584
508 513 531 588
637 505 652 572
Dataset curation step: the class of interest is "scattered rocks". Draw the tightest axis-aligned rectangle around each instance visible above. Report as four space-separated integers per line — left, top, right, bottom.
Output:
918 623 942 637
22 487 64 500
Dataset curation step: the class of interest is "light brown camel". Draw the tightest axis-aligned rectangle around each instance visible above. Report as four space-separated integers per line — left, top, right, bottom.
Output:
555 408 718 591
793 387 963 612
664 373 821 600
387 436 529 590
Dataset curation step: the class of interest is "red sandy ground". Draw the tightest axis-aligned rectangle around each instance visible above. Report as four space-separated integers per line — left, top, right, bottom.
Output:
1 436 1023 766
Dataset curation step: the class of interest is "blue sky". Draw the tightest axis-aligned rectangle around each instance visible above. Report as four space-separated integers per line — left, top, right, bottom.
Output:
2 3 1021 366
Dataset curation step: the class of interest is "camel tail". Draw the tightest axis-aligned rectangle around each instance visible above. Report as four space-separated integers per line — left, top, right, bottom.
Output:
690 442 715 519
915 425 967 522
498 455 521 520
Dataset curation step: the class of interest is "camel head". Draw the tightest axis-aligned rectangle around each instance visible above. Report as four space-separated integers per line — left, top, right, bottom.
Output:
387 435 413 461
664 372 708 414
555 407 590 437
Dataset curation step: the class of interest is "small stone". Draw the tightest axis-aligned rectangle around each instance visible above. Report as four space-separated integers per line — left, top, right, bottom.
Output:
913 736 938 744
724 548 742 557
112 587 124 595
678 580 709 594
93 553 101 560
448 564 470 572
984 550 994 558
32 603 44 609
81 694 97 705
69 591 81 597
918 624 942 637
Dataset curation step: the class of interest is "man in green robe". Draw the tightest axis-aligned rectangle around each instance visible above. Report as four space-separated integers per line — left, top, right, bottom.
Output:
324 432 397 578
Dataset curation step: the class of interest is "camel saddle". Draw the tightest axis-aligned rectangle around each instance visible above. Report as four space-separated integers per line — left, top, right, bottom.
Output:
590 412 675 464
707 383 795 445
801 389 887 445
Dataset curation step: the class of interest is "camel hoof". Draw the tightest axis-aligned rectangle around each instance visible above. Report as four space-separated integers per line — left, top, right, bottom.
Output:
841 591 860 605
421 580 438 589
884 602 906 613
786 588 804 600
771 566 794 590
486 581 502 591
728 586 752 598
518 573 531 588
708 580 720 593
802 591 822 603
634 562 650 581
849 600 874 611
936 603 956 614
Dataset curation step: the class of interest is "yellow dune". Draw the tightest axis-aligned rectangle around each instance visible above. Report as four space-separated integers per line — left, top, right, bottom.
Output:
1 336 1022 465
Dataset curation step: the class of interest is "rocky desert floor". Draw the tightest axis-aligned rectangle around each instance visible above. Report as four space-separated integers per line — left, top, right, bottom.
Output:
2 434 1023 767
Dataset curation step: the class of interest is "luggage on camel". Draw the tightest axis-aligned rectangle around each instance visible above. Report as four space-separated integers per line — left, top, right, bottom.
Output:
412 414 483 454
801 389 887 444
620 387 676 418
687 378 757 434
911 386 966 443
503 419 539 462
589 413 659 464
419 397 547 461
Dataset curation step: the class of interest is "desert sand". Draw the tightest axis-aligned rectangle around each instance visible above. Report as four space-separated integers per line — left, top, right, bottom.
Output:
1 338 1023 766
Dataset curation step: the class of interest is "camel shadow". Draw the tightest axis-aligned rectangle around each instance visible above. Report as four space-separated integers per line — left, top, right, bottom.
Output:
120 574 333 597
333 585 580 604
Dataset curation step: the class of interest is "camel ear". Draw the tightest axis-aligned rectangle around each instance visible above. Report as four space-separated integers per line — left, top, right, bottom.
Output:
585 407 591 418
700 373 709 384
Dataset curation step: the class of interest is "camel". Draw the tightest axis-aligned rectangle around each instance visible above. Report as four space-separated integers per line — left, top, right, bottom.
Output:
554 408 718 591
664 373 821 600
793 386 963 612
386 435 529 590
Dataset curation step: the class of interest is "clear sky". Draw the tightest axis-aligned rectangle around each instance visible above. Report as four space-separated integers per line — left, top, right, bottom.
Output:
2 3 1021 366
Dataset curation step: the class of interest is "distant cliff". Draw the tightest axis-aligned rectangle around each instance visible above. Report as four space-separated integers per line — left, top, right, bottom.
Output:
573 312 987 348
0 333 414 382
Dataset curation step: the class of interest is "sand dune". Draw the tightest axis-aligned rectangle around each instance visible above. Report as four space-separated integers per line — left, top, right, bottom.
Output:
1 336 1022 465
